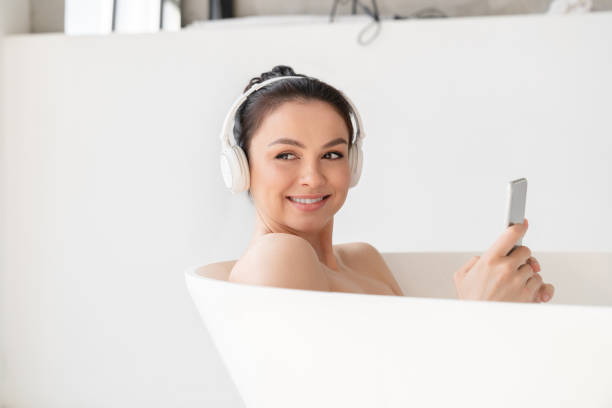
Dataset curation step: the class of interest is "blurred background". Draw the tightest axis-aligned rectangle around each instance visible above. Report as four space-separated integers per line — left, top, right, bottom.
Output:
2 0 612 34
1 1 611 407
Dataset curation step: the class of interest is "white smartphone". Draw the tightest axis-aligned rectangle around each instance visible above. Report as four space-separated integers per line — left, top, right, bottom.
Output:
504 178 527 256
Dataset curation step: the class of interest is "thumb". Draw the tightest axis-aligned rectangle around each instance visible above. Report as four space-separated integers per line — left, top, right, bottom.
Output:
487 218 529 259
455 255 480 281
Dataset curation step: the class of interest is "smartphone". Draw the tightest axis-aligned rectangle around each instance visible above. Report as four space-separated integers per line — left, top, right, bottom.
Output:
505 178 527 255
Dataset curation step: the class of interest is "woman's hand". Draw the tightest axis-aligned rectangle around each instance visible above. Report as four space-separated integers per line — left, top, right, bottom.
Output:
453 218 555 303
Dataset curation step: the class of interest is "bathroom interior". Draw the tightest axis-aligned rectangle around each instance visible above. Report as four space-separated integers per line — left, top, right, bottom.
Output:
1 0 611 407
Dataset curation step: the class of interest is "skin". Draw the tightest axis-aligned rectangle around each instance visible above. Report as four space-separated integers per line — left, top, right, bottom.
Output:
455 218 555 303
241 98 555 303
240 98 401 295
246 99 350 273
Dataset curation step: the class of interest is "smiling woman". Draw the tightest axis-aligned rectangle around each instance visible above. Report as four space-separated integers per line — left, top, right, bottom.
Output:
220 65 403 296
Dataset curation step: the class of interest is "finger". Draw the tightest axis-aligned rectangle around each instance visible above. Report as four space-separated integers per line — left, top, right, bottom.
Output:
455 255 480 280
486 218 529 260
536 283 554 302
535 284 545 302
540 283 554 302
506 246 532 270
516 262 536 286
526 256 541 273
506 218 529 256
525 271 543 299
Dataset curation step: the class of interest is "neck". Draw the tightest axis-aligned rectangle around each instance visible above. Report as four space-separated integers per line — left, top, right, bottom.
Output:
250 205 339 271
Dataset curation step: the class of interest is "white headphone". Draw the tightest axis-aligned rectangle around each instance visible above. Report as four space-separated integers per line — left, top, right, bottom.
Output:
219 75 365 194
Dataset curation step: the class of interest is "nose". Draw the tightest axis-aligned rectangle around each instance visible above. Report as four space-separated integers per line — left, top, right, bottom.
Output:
299 159 326 187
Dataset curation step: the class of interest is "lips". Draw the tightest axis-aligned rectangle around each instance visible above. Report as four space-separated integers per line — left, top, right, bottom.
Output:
286 194 330 200
286 194 331 211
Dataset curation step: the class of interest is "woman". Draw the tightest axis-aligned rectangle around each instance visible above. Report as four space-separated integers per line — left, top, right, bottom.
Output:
223 65 555 303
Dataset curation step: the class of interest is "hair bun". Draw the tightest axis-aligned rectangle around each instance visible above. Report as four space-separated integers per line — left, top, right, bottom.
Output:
243 65 306 93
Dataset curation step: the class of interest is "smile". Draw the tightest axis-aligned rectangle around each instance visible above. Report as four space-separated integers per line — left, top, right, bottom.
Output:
287 195 331 211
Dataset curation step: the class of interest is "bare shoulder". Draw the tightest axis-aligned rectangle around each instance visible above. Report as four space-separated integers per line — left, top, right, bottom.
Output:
339 242 404 296
337 242 380 263
228 233 330 292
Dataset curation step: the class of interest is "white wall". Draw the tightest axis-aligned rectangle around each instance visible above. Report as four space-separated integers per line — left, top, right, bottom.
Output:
1 12 612 407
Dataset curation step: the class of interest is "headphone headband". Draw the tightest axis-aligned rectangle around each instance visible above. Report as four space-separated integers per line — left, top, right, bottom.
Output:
220 75 365 150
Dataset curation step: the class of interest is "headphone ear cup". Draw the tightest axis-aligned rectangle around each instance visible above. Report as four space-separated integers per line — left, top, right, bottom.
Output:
220 146 250 193
234 145 250 192
348 143 363 188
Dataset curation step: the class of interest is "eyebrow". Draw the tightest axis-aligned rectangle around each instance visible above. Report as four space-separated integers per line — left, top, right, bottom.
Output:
267 137 348 149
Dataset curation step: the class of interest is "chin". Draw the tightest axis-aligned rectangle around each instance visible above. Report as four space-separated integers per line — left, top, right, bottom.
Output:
291 212 336 231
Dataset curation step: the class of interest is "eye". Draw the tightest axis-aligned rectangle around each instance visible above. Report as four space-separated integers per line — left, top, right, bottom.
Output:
275 151 345 161
275 152 296 160
324 151 344 160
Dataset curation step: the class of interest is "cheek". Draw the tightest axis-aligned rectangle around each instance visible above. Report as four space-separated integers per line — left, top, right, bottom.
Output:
334 163 352 184
250 161 291 188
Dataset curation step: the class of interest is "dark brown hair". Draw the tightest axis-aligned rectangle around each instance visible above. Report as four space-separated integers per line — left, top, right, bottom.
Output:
233 65 355 202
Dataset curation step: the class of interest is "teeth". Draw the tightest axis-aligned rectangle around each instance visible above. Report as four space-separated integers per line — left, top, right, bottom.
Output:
290 196 325 204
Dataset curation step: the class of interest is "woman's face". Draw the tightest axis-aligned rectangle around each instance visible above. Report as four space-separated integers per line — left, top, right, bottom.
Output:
247 99 352 233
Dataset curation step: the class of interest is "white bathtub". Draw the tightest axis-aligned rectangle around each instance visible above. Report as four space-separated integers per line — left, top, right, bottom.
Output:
185 252 612 408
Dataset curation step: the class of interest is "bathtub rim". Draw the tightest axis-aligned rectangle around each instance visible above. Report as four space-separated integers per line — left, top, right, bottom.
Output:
183 259 612 312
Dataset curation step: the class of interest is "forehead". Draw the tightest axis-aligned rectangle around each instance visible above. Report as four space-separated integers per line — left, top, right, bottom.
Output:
252 99 350 146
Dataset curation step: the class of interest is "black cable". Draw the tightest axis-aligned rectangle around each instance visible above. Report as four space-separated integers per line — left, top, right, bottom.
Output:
329 0 381 46
357 19 381 46
329 1 447 46
354 0 380 45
